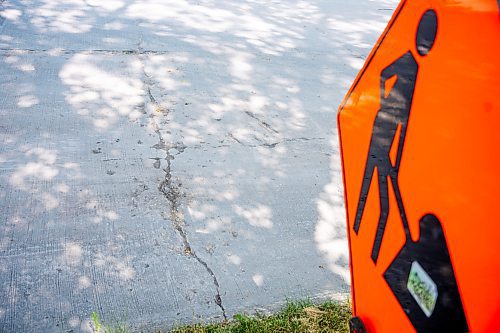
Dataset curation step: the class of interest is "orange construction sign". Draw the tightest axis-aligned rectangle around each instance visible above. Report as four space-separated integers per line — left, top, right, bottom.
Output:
338 0 500 332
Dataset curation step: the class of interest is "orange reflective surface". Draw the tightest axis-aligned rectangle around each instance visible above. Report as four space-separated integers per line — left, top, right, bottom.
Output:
338 0 500 331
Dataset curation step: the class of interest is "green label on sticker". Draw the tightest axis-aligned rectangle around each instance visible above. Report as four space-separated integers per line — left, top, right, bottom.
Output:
407 261 438 317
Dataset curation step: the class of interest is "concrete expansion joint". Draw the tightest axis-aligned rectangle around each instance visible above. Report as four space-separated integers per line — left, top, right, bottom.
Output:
0 48 174 55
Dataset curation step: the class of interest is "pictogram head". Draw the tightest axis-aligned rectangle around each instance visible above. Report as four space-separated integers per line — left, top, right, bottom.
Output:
416 9 438 56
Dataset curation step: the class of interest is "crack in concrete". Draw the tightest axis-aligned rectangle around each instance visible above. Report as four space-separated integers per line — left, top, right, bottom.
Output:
156 140 227 321
228 133 325 148
137 43 227 320
244 111 279 134
228 133 243 145
283 136 326 143
0 1 5 30
146 86 169 114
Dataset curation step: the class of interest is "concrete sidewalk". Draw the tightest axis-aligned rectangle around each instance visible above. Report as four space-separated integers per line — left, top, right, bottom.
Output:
0 0 396 331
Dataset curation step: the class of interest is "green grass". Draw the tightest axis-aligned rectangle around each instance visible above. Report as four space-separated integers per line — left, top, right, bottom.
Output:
171 300 351 333
91 311 128 333
91 300 351 333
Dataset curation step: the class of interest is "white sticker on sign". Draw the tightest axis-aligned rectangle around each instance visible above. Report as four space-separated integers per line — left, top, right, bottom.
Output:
407 261 438 317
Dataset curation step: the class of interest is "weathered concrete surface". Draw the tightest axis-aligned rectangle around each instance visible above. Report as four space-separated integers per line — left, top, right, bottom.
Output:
0 0 396 331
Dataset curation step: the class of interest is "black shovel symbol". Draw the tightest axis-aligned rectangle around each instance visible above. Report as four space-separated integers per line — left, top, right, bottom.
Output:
353 9 469 332
385 175 469 332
